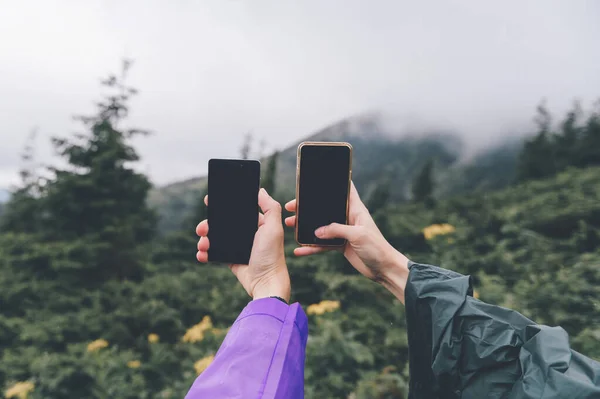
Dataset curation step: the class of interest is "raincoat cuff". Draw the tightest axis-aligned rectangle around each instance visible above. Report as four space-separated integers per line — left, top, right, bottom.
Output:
237 298 308 336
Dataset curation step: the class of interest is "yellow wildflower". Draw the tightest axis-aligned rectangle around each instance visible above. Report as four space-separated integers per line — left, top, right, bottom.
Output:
87 339 109 353
148 333 160 344
194 354 215 375
127 360 141 369
210 328 225 336
422 224 456 240
182 316 213 343
473 290 480 299
306 300 341 316
5 381 34 399
382 365 396 375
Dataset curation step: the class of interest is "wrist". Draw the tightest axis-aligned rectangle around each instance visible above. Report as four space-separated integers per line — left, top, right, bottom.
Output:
251 269 291 303
379 246 410 304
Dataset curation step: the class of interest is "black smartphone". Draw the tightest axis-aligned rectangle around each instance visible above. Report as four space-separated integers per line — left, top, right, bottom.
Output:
295 142 352 246
207 159 260 264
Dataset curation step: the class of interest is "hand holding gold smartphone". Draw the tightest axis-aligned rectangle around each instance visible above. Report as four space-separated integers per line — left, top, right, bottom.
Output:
295 142 352 247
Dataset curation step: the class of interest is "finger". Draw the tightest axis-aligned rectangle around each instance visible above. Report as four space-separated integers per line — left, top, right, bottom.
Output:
196 251 208 263
196 220 208 236
349 181 363 204
284 215 296 227
258 188 282 223
293 246 330 256
204 195 208 206
284 199 297 212
349 181 369 211
197 236 210 251
229 264 240 278
258 212 265 226
315 222 363 242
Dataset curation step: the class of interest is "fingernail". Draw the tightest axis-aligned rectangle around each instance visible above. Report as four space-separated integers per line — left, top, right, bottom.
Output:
315 227 324 237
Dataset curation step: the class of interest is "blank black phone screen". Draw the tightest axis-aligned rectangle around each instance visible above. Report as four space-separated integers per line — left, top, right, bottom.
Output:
297 144 351 246
207 159 260 264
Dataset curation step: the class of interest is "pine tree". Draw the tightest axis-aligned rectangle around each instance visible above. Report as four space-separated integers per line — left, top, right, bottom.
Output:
412 160 434 205
554 101 582 170
579 100 600 166
262 150 279 195
40 60 157 281
367 178 391 215
517 102 557 182
367 177 392 237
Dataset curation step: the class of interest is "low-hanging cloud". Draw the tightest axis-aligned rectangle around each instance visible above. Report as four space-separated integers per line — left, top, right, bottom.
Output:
0 0 599 187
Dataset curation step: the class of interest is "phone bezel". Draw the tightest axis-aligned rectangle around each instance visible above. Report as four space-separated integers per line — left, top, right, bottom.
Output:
294 141 353 247
207 158 261 264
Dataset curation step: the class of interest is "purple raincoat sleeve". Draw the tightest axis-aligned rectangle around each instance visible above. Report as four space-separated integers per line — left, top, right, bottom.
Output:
185 298 309 399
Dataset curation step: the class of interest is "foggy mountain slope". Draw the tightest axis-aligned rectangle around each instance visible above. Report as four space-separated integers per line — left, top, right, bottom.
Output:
150 114 522 234
148 176 208 233
440 138 522 196
0 188 10 203
0 189 10 219
273 114 464 200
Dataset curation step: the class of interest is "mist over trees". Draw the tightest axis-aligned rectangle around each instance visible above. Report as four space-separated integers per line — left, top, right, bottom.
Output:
517 101 600 182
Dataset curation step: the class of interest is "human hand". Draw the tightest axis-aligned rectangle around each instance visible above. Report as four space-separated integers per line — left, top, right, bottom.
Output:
284 182 410 302
197 188 291 303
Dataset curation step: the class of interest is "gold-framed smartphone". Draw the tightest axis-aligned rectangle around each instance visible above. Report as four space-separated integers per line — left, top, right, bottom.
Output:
295 141 353 247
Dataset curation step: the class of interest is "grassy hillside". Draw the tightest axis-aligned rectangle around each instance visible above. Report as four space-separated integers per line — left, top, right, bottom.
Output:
2 159 599 398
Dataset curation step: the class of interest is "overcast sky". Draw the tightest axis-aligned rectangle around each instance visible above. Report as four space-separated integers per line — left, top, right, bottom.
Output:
1 0 599 188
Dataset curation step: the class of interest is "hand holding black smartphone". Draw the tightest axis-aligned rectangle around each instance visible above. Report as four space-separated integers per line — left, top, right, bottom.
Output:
207 159 260 264
295 142 352 246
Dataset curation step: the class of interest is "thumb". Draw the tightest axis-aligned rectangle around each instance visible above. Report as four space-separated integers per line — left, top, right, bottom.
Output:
258 188 282 223
315 223 363 242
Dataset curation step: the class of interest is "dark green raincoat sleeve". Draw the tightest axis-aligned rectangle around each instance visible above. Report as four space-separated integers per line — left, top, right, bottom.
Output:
405 261 600 399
